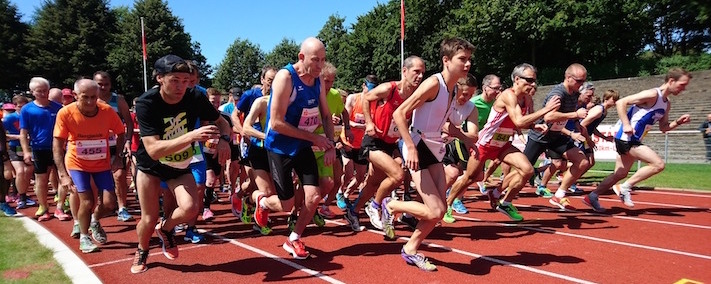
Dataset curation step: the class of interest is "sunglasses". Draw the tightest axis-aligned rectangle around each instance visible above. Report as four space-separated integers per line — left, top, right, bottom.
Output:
570 76 586 84
518 76 537 84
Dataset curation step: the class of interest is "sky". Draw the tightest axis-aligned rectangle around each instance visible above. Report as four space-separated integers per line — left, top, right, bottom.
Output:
14 0 385 68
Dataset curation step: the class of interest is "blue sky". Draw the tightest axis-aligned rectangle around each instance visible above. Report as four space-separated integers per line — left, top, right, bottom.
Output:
14 0 385 68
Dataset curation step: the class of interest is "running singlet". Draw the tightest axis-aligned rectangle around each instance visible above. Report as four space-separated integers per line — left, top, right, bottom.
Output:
135 87 220 171
406 73 455 161
370 81 404 144
346 94 366 149
314 88 345 139
448 100 475 127
264 64 321 156
54 103 125 172
614 88 667 142
478 105 519 149
585 104 607 135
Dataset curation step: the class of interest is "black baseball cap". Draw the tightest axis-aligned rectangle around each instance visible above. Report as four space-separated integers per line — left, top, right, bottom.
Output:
154 55 190 75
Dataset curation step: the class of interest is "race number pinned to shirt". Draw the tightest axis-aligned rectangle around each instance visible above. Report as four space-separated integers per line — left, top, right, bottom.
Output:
76 139 108 161
298 107 320 133
354 113 366 124
421 132 447 162
159 145 193 169
490 128 514 148
204 138 219 154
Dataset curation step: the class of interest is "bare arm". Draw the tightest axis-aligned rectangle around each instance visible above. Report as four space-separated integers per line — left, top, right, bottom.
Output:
141 125 217 161
231 109 243 134
20 129 31 163
53 137 74 191
504 91 560 129
659 103 691 133
393 76 439 170
242 97 267 141
363 83 393 136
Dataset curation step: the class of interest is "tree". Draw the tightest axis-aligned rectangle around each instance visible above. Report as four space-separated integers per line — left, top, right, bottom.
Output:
264 38 299 69
107 0 199 98
0 0 29 91
25 0 116 87
317 14 349 87
648 0 711 56
212 38 264 91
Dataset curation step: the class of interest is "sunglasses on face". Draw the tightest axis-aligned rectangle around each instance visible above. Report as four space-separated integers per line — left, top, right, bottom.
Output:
519 76 536 84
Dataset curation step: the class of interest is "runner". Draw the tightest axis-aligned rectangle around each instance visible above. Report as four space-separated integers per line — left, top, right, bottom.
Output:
53 79 125 253
202 88 233 226
351 55 426 233
385 38 474 271
131 55 231 273
94 71 134 222
20 77 67 221
585 68 692 212
252 37 335 259
0 105 12 216
4 96 36 210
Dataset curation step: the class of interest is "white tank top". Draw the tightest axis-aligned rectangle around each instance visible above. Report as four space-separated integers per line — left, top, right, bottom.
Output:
405 73 455 162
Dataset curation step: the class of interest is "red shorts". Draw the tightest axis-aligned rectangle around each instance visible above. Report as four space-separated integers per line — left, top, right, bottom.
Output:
476 142 511 162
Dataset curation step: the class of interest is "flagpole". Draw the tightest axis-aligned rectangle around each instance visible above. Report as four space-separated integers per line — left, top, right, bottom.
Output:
400 0 405 71
141 17 148 92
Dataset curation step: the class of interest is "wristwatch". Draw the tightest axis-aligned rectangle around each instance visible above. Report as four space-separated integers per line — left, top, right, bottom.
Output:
220 134 231 143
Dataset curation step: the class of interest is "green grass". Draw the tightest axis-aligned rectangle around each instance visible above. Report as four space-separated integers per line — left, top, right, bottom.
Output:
583 161 711 191
0 217 71 284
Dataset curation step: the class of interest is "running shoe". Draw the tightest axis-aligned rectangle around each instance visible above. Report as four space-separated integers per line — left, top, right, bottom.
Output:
37 211 51 222
79 236 99 253
54 208 71 221
381 197 395 240
398 213 418 230
612 184 635 207
401 248 436 271
230 192 242 218
496 202 523 221
364 201 383 230
253 195 269 228
442 206 455 223
549 196 575 211
452 198 468 214
253 224 272 236
582 194 606 213
62 198 70 213
567 184 584 195
486 189 499 211
241 197 253 224
312 211 326 227
283 239 309 259
318 204 336 219
130 249 149 274
24 198 37 206
173 223 187 233
117 207 134 222
35 205 47 217
287 213 297 232
155 222 179 260
477 181 487 194
535 186 553 198
344 206 362 232
90 222 107 244
336 192 347 209
210 191 219 204
534 170 543 187
5 194 17 203
1 203 17 216
16 200 28 209
70 223 80 239
202 208 214 221
184 227 206 244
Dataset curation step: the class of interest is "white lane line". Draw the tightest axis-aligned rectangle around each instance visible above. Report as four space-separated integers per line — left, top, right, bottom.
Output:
593 197 705 209
17 214 102 284
634 191 711 198
514 202 711 230
88 244 209 268
325 220 596 284
453 215 711 261
202 230 345 284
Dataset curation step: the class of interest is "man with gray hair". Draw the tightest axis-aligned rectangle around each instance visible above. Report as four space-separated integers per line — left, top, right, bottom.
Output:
523 63 590 211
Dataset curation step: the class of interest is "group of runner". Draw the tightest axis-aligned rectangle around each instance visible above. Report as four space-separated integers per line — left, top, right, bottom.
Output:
0 35 694 273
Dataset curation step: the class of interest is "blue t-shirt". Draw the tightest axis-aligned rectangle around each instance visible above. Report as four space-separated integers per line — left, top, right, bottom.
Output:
237 88 263 114
220 102 236 115
3 112 21 148
19 101 63 150
264 64 321 156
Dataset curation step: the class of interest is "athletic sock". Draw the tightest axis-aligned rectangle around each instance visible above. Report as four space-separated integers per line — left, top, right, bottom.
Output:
555 189 566 199
500 200 511 206
620 182 632 193
288 232 300 242
371 200 381 210
259 196 268 209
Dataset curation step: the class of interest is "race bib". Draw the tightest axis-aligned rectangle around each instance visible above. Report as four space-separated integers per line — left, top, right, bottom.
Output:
298 107 320 133
204 138 219 154
159 145 193 169
490 128 514 148
386 122 400 138
421 132 447 162
188 142 204 163
550 121 567 131
76 139 108 161
354 113 366 124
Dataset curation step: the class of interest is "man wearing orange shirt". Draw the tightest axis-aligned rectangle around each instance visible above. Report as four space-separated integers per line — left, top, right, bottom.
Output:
53 79 125 253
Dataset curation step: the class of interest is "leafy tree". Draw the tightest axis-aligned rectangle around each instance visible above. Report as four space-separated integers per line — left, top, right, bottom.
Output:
0 0 29 91
25 0 116 87
317 14 350 87
107 0 198 98
264 38 299 69
212 38 264 91
647 0 711 56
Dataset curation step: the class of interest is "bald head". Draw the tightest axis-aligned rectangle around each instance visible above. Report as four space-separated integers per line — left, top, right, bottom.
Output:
48 88 63 103
300 37 325 55
297 37 327 80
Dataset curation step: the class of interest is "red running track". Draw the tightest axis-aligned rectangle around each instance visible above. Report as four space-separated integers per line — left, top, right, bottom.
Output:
12 185 711 283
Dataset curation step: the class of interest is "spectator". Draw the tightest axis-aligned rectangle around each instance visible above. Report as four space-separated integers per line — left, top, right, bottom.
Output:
700 113 711 162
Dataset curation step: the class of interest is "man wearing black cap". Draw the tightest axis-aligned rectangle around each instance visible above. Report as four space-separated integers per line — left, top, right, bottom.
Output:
130 55 232 274
219 87 241 114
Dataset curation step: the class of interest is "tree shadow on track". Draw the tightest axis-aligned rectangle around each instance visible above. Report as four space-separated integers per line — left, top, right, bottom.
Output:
428 225 537 241
439 251 585 276
154 254 344 282
331 242 411 257
604 206 711 217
